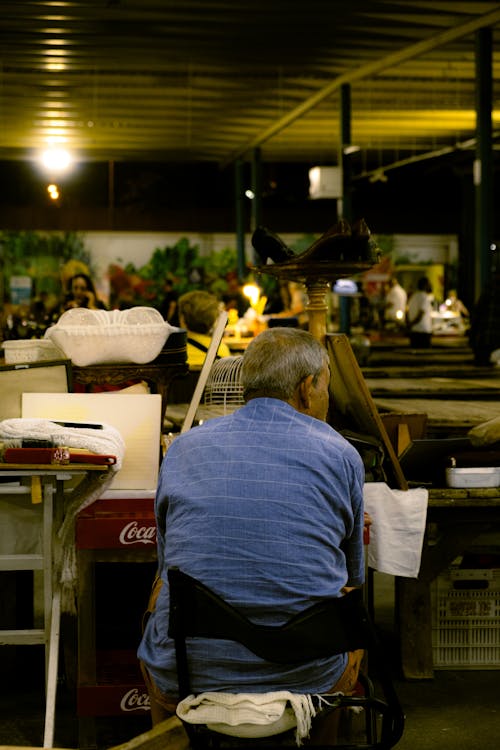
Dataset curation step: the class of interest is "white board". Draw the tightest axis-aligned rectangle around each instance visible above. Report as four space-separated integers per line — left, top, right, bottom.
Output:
22 392 161 490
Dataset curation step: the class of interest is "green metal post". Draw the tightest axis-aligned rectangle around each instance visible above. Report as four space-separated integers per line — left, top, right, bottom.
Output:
339 83 352 334
235 159 246 282
474 27 493 297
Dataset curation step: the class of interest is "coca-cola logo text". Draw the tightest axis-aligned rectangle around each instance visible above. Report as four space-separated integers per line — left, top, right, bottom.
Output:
119 521 156 545
120 688 151 712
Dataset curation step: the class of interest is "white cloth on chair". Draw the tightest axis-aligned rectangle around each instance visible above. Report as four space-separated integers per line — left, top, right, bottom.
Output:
176 690 325 745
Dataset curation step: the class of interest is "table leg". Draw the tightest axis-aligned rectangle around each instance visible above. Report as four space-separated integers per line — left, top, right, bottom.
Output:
77 549 98 749
43 478 60 748
43 587 61 748
396 576 433 679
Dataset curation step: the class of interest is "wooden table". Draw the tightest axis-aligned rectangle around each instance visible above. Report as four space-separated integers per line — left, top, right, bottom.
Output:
366 375 500 399
397 487 500 679
0 463 108 748
373 397 500 438
223 335 254 352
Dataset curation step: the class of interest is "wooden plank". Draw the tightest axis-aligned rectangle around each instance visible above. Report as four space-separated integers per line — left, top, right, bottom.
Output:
380 412 428 453
181 311 228 434
326 334 408 490
0 628 45 644
366 376 500 396
110 716 189 750
374 398 500 428
396 423 412 456
0 554 43 570
396 576 434 680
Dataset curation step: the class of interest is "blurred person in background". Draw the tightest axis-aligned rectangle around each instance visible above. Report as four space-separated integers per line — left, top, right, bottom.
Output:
159 278 179 326
384 276 407 331
406 277 433 348
178 290 230 366
440 290 469 320
62 273 107 312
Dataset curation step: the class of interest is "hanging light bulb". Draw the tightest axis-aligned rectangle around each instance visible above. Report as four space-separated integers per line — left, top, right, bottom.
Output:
41 147 72 172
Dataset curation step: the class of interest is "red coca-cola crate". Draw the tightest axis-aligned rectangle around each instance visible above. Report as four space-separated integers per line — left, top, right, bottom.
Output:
76 492 157 549
78 650 151 717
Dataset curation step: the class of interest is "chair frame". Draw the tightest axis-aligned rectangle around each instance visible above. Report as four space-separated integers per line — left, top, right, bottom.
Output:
168 567 404 749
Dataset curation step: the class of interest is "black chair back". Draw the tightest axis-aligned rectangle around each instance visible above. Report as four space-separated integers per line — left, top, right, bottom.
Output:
167 566 404 749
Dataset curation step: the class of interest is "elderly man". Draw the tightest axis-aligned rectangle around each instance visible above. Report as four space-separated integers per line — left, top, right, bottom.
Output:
138 327 366 742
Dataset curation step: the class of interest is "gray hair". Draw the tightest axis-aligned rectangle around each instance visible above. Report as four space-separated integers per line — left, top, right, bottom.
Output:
241 327 329 402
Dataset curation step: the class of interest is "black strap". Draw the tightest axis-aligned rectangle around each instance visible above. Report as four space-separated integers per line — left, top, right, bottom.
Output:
187 337 221 359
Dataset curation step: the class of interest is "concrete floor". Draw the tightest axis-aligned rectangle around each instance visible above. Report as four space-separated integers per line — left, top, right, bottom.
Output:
1 572 499 749
1 671 500 749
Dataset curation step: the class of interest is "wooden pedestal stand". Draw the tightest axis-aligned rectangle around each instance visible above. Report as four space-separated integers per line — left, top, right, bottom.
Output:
253 259 373 345
253 258 408 492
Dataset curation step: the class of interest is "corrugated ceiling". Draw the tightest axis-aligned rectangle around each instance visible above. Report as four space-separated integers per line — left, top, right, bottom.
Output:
0 0 499 175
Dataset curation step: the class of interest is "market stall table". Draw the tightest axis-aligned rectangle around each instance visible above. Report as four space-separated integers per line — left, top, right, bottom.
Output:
373 397 500 438
366 375 500 400
397 487 500 679
222 334 254 352
0 463 109 748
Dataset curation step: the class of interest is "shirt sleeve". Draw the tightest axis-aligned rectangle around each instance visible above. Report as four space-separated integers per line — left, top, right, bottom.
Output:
342 447 366 587
154 452 172 571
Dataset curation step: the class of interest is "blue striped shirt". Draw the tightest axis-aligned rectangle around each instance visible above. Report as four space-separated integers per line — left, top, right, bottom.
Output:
138 397 365 695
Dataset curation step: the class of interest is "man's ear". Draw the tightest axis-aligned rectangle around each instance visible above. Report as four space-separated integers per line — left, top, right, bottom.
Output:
297 374 314 411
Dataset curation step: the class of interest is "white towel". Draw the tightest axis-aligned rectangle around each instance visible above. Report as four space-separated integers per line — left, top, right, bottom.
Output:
0 417 125 463
363 482 428 578
176 691 327 745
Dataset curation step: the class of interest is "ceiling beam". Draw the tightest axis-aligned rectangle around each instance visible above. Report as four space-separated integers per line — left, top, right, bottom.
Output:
221 6 500 166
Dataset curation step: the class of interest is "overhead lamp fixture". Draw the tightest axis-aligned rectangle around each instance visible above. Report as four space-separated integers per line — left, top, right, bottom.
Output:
245 189 255 199
343 145 361 155
40 147 72 172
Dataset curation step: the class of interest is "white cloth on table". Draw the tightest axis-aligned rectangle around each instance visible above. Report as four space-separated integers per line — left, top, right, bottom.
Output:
0 417 125 612
363 482 428 578
0 417 125 463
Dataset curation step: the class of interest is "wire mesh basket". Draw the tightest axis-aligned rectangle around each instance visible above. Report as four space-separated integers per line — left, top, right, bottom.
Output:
203 355 244 411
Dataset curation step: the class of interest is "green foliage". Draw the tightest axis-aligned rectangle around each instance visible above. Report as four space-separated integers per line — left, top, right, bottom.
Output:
109 238 240 308
0 231 91 271
201 247 239 295
0 230 92 298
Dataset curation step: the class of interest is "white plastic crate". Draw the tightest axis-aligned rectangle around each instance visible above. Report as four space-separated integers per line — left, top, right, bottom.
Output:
431 567 500 669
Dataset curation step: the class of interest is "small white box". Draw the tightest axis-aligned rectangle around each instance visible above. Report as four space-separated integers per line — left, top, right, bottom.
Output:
445 467 499 488
2 339 64 364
